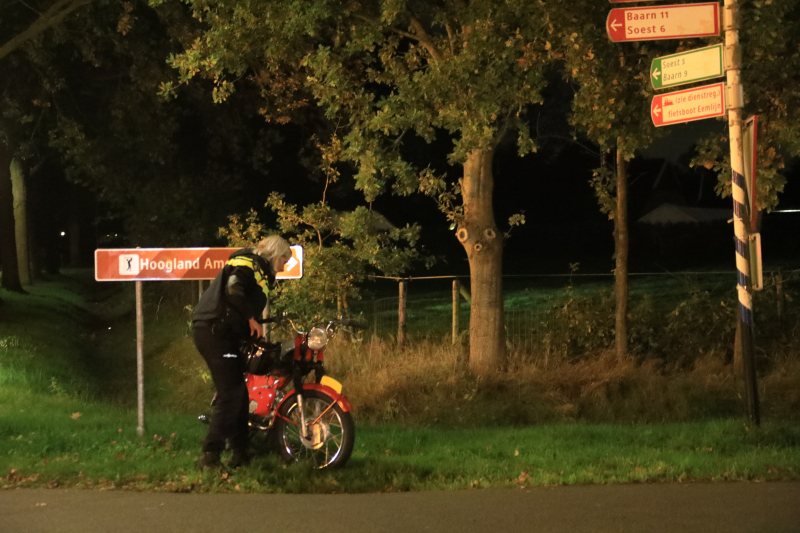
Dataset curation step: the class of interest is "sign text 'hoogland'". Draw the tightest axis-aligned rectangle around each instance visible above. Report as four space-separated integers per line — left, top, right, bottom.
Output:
650 82 726 127
607 2 720 42
95 246 304 281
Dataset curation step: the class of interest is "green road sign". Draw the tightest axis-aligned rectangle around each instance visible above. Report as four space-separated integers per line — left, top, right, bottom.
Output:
651 44 724 90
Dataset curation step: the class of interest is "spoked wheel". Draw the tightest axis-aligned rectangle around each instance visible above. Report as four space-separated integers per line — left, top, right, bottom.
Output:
274 389 355 469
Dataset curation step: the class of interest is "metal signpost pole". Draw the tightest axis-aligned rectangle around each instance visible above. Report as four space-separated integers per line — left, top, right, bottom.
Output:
135 280 145 436
724 0 760 425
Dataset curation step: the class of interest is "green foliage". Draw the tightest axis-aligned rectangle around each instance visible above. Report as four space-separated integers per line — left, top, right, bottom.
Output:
589 164 616 218
220 193 427 321
158 0 553 208
690 0 800 212
543 0 665 221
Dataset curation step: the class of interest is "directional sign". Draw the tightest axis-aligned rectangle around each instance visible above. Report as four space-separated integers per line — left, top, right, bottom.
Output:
650 82 726 127
607 3 720 42
278 245 303 279
95 245 304 281
651 44 724 90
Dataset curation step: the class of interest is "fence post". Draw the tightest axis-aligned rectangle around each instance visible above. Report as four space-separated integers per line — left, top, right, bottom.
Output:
777 272 785 325
398 280 407 349
452 278 460 344
373 299 378 338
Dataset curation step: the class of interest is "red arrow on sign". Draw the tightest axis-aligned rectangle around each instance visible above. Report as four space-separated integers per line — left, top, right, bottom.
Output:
607 3 720 42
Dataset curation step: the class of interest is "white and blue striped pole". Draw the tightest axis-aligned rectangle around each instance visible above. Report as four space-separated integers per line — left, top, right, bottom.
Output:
725 0 760 425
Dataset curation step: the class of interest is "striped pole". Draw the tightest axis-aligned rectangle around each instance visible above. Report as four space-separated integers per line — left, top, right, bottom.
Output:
725 0 760 425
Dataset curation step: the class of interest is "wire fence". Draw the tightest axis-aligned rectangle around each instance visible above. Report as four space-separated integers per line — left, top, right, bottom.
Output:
349 270 799 357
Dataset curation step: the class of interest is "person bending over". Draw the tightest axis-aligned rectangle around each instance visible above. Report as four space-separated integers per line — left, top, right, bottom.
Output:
192 235 292 469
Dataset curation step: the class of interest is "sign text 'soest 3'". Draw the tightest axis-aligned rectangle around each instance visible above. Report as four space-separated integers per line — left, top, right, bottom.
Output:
651 44 724 90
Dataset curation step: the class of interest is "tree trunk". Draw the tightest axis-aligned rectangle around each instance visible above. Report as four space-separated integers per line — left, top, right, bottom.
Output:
10 159 31 285
458 148 505 376
0 143 23 292
614 143 629 361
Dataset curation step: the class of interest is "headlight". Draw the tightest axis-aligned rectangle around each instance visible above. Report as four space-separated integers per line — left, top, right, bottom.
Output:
307 327 328 350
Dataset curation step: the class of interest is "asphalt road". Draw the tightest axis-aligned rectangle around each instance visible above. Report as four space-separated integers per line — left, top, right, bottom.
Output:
2 482 799 533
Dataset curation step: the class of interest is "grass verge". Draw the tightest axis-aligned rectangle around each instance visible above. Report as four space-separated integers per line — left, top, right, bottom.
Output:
1 271 799 493
2 411 799 493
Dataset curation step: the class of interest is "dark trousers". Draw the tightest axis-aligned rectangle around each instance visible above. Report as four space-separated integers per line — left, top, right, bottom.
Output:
193 324 249 454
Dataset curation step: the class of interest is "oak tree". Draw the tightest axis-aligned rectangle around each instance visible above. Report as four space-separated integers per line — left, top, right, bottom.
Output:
160 0 552 374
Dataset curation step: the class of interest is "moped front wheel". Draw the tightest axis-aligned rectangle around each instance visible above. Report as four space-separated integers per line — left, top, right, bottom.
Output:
274 389 355 469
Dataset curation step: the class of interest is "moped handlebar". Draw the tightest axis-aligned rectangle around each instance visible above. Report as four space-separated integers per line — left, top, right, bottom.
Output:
256 315 365 331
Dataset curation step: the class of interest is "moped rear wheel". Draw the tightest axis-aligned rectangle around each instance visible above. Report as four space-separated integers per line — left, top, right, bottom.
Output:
274 389 354 469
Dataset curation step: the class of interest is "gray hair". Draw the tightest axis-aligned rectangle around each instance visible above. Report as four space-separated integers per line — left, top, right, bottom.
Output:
253 235 291 261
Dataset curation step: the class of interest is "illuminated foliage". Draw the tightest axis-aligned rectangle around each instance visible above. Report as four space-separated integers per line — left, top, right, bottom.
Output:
158 0 554 374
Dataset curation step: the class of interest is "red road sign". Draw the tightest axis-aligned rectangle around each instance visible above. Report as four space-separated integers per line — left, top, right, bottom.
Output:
650 82 726 127
609 0 658 2
607 2 720 42
95 246 304 281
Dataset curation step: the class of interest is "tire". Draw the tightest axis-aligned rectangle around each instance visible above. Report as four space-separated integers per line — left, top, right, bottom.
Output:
274 389 355 469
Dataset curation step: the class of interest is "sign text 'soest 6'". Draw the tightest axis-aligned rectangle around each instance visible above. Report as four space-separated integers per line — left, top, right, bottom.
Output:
607 3 720 42
95 246 304 281
650 82 726 127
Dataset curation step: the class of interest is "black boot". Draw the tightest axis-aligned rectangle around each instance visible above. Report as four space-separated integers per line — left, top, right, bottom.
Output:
198 451 222 470
228 449 250 469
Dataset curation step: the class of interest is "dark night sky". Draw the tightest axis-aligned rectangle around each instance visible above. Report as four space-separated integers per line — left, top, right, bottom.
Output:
59 106 799 278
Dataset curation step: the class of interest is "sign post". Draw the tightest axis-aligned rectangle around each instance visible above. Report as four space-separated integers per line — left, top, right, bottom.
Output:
96 245 304 435
606 0 760 424
651 44 724 90
723 0 760 425
135 281 144 436
606 2 720 42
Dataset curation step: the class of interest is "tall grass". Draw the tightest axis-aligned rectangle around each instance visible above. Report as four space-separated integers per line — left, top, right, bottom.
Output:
320 337 800 427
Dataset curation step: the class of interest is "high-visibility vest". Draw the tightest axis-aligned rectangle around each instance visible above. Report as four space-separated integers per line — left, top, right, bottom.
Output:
226 256 270 299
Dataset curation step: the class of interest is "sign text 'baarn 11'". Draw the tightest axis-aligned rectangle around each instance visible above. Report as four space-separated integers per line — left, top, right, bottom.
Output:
650 82 726 127
95 246 304 282
607 2 720 42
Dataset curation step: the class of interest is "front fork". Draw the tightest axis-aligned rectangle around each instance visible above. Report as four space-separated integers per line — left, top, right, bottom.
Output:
292 362 326 440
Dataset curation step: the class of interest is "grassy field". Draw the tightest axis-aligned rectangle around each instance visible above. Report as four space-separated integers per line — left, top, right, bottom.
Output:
0 271 798 493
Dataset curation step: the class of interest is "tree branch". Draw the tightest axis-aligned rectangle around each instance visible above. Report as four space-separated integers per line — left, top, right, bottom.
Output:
351 13 444 62
0 0 94 60
445 24 456 56
408 16 443 61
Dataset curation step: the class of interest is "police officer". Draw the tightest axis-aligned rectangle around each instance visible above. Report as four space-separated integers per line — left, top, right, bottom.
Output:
192 235 292 469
